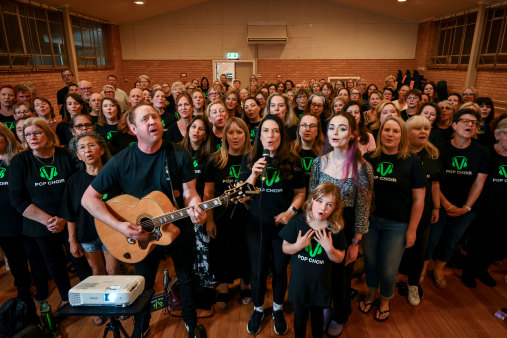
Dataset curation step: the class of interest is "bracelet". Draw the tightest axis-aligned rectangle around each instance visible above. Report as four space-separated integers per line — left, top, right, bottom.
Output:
433 206 441 210
289 206 298 214
445 204 454 211
463 205 472 213
351 238 360 245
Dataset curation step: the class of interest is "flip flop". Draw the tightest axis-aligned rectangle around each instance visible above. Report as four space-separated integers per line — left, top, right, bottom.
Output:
374 304 390 322
359 298 377 314
93 316 106 326
240 289 252 305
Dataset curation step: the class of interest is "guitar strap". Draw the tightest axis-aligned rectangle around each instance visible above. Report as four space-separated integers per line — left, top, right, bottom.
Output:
163 141 181 209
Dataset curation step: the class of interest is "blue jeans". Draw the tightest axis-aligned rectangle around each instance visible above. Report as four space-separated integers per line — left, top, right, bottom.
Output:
425 210 477 262
363 215 408 299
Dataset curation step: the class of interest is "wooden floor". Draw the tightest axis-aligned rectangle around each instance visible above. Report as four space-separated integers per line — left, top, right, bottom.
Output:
0 258 506 338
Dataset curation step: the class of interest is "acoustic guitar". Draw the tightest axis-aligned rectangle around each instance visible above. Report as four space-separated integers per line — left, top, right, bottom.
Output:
96 182 258 263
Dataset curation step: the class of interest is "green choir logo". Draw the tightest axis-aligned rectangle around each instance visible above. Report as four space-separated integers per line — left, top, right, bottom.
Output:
229 164 241 179
129 141 136 146
162 119 166 128
301 157 314 171
304 241 322 258
264 167 280 187
175 112 180 120
376 162 393 177
499 165 507 179
216 143 222 151
0 167 6 179
4 122 14 131
102 193 108 200
192 157 198 168
39 166 58 181
250 129 256 139
451 156 468 170
106 130 118 140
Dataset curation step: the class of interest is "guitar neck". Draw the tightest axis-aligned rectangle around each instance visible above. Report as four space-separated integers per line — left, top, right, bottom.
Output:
151 197 223 226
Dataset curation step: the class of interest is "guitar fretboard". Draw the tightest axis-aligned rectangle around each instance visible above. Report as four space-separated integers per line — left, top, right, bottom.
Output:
151 197 223 226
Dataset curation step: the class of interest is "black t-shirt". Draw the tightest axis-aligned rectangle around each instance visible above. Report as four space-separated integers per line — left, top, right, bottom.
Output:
160 110 177 129
478 147 507 225
190 149 208 198
246 120 260 144
56 122 73 146
438 141 489 207
211 133 223 152
91 141 195 232
430 126 453 146
295 107 304 120
205 154 244 196
0 160 23 236
108 132 137 155
412 148 443 225
279 214 346 307
95 123 118 142
57 86 68 105
9 148 78 237
164 123 184 143
0 114 15 133
299 148 317 191
364 152 426 222
287 125 298 141
239 155 306 224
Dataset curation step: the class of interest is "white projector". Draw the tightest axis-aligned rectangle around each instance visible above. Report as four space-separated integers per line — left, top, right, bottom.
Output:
68 275 145 307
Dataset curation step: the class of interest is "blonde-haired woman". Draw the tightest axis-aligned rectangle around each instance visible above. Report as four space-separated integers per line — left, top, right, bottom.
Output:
263 93 299 140
203 117 253 309
206 100 229 151
361 117 425 321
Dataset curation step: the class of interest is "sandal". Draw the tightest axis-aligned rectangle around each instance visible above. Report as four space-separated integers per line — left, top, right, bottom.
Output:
93 316 106 326
215 292 230 310
358 298 376 314
432 271 448 289
240 289 252 305
374 304 390 322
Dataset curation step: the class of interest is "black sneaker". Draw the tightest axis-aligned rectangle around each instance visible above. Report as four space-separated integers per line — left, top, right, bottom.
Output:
272 310 288 335
478 271 497 287
131 323 150 338
247 310 264 335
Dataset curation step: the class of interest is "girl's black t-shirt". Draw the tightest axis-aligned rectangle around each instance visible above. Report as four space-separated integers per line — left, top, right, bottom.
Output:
0 160 23 236
364 152 426 222
279 214 346 307
9 148 78 237
438 141 489 207
239 155 306 224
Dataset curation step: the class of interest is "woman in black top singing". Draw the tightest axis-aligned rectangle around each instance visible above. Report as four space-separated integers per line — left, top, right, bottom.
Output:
240 115 306 335
9 117 78 309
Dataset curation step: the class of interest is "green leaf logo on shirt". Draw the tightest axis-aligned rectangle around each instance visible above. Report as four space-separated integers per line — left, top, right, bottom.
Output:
499 165 507 179
451 156 468 170
304 241 322 258
216 143 222 151
39 166 58 181
106 130 117 140
229 164 241 179
0 167 6 179
162 119 166 128
301 157 314 171
102 193 108 200
265 167 280 187
192 157 198 168
3 122 14 131
376 162 393 177
250 129 256 139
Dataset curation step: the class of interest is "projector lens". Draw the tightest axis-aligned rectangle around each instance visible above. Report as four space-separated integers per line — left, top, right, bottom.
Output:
105 293 117 302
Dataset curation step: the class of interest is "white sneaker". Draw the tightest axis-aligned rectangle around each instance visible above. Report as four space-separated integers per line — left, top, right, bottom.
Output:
408 285 420 306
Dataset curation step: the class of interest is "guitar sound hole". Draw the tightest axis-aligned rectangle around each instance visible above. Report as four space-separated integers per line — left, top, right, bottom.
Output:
139 217 154 232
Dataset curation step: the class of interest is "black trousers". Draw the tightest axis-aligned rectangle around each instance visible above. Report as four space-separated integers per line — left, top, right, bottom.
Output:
22 237 50 301
400 223 430 286
294 305 323 338
246 218 289 308
0 235 32 299
30 233 71 301
133 224 197 332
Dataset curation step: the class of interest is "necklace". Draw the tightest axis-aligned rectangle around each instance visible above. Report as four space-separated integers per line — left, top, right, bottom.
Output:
331 154 345 170
33 152 55 167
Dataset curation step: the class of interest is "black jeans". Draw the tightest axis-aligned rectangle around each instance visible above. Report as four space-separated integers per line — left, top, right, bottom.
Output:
31 233 71 301
400 223 430 285
22 237 50 301
0 236 32 299
294 305 323 338
133 224 197 332
246 218 289 307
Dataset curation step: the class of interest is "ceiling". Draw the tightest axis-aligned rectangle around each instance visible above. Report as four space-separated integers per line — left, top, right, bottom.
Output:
41 0 495 24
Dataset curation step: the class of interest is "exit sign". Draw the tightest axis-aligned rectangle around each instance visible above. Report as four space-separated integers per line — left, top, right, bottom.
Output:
227 52 239 59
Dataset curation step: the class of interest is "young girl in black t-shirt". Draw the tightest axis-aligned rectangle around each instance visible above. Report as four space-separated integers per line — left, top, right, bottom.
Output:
280 182 346 338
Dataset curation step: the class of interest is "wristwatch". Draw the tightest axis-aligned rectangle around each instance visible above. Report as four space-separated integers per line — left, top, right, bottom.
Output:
351 238 360 245
289 206 298 214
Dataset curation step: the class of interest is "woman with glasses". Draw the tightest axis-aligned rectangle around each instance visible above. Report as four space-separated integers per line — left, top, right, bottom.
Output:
349 88 364 109
9 117 78 310
305 93 330 135
294 89 308 119
292 114 325 190
207 88 222 104
310 111 373 335
344 101 376 154
70 114 95 137
401 89 421 121
424 109 489 289
461 88 477 103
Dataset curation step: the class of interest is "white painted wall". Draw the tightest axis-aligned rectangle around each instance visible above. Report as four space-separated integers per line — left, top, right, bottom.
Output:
119 0 418 60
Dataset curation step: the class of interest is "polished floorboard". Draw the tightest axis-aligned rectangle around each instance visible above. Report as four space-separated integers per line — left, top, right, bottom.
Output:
0 257 506 337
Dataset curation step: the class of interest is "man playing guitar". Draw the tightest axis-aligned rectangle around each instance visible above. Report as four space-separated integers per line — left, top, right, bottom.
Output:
82 103 206 338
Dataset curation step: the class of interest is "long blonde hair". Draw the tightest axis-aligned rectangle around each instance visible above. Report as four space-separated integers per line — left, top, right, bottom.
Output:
263 93 299 128
212 117 252 169
303 182 344 234
406 115 439 159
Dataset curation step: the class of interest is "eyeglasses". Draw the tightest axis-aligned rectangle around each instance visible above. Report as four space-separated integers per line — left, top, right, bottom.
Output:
74 123 93 130
77 143 98 151
104 91 115 94
300 123 317 129
79 87 92 91
462 93 475 97
458 119 478 126
311 103 323 108
24 130 44 138
350 91 360 95
407 96 419 100
62 74 72 78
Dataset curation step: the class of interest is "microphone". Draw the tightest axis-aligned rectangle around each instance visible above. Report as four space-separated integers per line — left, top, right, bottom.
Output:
261 149 270 182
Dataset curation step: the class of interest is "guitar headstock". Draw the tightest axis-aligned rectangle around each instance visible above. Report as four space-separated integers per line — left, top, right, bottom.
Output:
220 181 259 204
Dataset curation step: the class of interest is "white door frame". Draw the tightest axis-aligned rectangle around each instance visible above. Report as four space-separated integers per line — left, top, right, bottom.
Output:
212 59 257 81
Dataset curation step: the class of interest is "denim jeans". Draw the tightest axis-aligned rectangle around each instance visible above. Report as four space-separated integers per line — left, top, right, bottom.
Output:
363 215 408 299
425 210 477 262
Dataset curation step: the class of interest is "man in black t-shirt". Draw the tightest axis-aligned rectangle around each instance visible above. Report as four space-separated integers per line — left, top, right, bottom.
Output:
57 68 74 116
82 103 206 337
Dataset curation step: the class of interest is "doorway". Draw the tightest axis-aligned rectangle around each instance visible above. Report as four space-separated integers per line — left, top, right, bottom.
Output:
213 60 256 90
